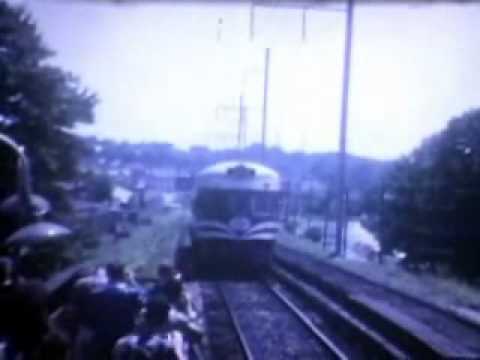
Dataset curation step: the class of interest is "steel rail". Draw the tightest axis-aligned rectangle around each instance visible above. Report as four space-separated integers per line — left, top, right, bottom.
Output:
264 281 348 360
272 265 408 359
277 245 480 333
217 284 255 360
219 280 348 360
274 250 480 358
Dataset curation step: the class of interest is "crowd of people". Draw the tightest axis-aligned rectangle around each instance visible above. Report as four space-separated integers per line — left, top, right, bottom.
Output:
0 258 203 360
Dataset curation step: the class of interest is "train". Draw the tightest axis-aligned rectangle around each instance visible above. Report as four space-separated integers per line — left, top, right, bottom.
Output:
189 161 287 275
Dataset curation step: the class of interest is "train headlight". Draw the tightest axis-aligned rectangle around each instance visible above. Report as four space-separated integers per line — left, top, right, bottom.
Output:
229 217 251 234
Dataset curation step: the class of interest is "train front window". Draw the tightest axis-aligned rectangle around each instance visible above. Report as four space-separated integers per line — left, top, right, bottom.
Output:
251 192 281 219
227 191 252 217
194 189 230 221
195 189 281 220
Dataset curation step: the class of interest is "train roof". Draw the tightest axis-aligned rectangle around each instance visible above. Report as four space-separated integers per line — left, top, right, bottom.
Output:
196 160 283 192
199 161 280 178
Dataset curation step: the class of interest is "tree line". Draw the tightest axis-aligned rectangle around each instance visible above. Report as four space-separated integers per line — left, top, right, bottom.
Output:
365 109 480 280
0 1 96 206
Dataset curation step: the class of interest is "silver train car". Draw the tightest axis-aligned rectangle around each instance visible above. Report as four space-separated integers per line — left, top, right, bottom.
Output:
190 161 286 274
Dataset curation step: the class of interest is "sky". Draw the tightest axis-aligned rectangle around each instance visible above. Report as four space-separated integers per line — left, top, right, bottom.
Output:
13 0 480 159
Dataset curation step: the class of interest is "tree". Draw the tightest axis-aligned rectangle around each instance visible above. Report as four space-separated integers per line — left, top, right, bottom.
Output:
374 109 480 279
0 1 96 198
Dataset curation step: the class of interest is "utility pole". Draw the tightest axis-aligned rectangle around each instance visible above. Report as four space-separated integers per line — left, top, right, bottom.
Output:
335 0 355 257
217 18 223 43
216 97 247 150
302 7 307 43
249 3 255 41
238 94 245 149
261 48 270 160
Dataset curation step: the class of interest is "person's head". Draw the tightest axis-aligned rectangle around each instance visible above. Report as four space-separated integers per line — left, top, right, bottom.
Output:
105 262 126 282
157 263 182 283
133 264 147 278
145 296 170 326
163 277 183 303
157 263 173 278
0 257 14 285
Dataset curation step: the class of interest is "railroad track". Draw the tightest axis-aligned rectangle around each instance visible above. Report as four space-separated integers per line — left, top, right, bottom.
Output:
218 281 347 360
200 282 246 360
274 245 480 359
201 277 416 358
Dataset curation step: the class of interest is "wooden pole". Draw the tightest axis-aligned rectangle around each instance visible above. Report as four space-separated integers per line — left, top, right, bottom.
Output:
335 0 355 257
262 48 270 160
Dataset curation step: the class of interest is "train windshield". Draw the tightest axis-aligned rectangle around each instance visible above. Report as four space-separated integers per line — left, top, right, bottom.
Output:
194 188 282 221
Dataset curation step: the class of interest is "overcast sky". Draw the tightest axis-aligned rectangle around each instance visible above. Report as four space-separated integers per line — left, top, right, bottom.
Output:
15 0 480 159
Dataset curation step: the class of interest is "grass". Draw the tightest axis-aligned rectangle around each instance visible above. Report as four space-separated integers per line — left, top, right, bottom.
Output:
279 226 480 317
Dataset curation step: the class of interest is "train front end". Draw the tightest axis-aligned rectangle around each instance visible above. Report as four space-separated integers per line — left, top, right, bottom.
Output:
190 161 286 276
